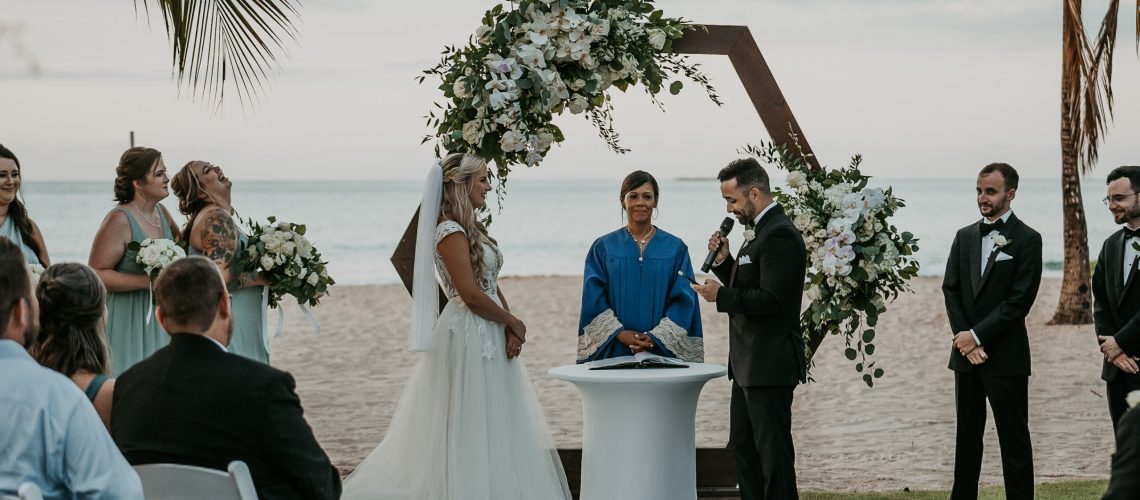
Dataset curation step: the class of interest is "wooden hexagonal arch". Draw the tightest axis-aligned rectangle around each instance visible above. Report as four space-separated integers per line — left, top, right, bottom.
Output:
391 25 820 303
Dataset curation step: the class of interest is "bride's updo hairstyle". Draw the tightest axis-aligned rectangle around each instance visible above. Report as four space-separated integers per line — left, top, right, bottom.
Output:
438 153 498 285
170 161 210 243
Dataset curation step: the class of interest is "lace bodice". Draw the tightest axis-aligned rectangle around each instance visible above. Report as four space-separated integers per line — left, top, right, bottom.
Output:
434 221 502 299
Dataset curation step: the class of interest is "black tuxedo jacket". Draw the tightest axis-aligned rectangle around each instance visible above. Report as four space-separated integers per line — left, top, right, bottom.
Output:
111 334 341 500
942 213 1042 376
1093 229 1140 382
1103 407 1140 499
712 204 807 387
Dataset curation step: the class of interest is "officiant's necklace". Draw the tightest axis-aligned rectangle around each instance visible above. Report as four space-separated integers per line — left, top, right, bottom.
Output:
627 225 656 262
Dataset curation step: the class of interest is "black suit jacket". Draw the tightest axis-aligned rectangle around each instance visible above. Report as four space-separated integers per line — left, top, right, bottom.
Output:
942 213 1042 376
1092 229 1140 382
712 204 807 387
1103 406 1140 499
111 334 341 500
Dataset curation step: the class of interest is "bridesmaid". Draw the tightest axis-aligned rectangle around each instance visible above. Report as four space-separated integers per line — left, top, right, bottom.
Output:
89 147 180 376
170 160 269 363
0 144 49 266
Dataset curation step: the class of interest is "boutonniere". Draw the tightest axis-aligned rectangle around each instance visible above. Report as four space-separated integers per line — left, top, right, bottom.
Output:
993 235 1011 248
1127 390 1140 409
742 225 756 243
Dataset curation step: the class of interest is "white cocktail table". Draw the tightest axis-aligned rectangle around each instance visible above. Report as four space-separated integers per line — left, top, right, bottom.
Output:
548 362 727 500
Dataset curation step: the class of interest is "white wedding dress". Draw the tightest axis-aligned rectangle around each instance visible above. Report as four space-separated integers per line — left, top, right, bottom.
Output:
342 221 572 500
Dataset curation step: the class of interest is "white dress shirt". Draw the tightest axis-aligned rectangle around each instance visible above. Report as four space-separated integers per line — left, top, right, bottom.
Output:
1123 226 1140 286
979 210 1013 276
713 202 779 268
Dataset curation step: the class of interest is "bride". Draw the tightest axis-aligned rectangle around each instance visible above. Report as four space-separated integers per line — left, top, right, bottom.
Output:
342 153 571 499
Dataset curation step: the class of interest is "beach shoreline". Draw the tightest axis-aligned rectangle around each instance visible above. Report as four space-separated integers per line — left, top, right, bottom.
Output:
269 275 1112 491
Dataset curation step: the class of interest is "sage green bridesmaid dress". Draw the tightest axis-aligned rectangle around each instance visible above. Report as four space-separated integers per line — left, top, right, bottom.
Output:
104 207 173 376
189 229 270 364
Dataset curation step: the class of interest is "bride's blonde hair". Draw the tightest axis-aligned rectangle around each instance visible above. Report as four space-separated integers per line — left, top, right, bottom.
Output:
439 153 497 285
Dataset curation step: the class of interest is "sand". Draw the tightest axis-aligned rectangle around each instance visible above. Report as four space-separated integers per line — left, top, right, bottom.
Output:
266 276 1114 492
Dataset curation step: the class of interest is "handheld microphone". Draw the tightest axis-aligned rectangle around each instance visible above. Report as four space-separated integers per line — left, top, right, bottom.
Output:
701 217 735 273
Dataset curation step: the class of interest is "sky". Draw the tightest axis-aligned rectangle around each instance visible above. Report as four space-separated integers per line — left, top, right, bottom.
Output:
2 0 1139 181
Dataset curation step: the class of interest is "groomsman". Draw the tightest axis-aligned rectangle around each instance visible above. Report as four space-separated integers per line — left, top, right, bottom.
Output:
942 163 1041 500
693 158 806 500
1092 166 1140 432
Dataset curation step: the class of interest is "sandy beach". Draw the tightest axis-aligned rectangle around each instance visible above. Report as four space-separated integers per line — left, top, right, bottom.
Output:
267 276 1113 492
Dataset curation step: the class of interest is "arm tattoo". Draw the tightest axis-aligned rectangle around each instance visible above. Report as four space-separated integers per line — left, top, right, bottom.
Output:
201 210 238 265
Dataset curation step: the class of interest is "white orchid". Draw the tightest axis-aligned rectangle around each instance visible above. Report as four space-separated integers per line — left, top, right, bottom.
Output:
485 55 524 80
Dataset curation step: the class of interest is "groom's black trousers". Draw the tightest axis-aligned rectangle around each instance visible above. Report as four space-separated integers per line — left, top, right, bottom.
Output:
952 370 1034 500
730 382 798 500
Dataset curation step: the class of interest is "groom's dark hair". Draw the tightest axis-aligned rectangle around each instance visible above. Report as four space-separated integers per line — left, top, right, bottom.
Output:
718 158 770 195
979 163 1019 191
154 256 226 332
1107 166 1140 191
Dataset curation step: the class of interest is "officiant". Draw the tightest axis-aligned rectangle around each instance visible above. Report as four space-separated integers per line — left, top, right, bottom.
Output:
576 170 704 363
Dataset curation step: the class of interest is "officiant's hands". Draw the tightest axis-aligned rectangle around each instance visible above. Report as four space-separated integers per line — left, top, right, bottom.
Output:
618 330 654 353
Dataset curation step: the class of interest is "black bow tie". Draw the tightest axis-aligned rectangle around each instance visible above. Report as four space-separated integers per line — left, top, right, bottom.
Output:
979 218 1005 235
1123 227 1140 240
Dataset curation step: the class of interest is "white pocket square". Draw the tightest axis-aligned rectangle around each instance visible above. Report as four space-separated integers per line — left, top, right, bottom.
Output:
995 251 1013 262
739 255 753 265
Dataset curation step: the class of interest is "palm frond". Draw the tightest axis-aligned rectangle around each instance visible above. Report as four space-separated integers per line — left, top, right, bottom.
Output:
137 0 300 109
1064 0 1121 175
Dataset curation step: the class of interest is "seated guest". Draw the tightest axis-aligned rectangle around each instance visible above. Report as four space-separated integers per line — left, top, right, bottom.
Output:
1103 392 1140 499
578 170 704 363
0 239 142 499
31 262 115 429
111 256 341 500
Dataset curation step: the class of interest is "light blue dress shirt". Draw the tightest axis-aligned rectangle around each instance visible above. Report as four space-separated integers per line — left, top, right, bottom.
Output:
0 340 143 500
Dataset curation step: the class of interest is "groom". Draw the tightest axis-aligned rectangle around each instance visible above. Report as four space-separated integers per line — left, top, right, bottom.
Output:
942 163 1041 500
693 158 806 500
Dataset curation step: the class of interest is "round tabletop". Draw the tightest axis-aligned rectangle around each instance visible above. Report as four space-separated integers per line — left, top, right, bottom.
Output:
548 362 727 384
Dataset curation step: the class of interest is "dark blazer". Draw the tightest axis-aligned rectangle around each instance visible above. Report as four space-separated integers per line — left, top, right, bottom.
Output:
1092 229 1140 382
1103 406 1140 500
942 213 1042 376
712 204 807 387
111 334 341 500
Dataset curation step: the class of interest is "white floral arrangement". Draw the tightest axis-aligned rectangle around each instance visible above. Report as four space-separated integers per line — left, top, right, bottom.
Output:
128 238 186 279
239 217 334 308
28 263 45 284
745 141 920 387
422 0 720 182
1128 390 1140 409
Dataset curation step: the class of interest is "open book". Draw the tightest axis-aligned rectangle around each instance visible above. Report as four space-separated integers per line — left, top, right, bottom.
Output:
586 352 689 370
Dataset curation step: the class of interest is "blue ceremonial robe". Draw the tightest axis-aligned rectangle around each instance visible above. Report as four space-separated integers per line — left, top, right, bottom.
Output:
577 227 704 363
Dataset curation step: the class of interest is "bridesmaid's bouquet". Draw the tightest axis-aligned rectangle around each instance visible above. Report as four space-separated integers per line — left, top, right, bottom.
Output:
130 238 187 280
239 217 334 308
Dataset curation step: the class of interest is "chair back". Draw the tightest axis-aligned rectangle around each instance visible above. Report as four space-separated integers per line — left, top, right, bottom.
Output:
133 461 257 500
0 483 44 500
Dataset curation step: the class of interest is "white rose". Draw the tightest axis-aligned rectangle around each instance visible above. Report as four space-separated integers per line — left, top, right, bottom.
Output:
1127 390 1140 409
282 242 297 256
994 235 1009 247
307 272 321 286
647 29 667 50
260 255 276 270
786 171 807 189
590 20 610 37
453 79 472 99
567 94 589 114
793 212 813 231
500 130 527 152
462 120 485 145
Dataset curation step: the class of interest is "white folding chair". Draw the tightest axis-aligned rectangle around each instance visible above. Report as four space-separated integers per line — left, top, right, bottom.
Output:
133 461 257 500
0 482 44 500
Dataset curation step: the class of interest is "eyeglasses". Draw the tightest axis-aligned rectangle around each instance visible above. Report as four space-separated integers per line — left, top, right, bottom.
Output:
1103 192 1140 205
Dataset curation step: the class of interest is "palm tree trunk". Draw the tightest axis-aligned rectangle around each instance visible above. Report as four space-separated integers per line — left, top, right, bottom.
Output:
1051 0 1094 324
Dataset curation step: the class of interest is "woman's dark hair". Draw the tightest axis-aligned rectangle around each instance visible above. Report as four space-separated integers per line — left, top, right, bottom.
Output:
113 147 162 204
0 144 47 266
32 263 110 377
619 170 660 206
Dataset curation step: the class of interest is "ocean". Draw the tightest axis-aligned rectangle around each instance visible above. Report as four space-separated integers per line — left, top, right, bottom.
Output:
19 178 1119 285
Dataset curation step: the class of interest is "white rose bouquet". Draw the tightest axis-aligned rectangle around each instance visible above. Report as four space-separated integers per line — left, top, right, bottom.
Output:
129 238 186 279
422 0 722 186
239 217 334 309
744 139 920 387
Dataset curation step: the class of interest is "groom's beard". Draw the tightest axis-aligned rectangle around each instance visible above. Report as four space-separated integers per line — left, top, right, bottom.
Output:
734 199 758 226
